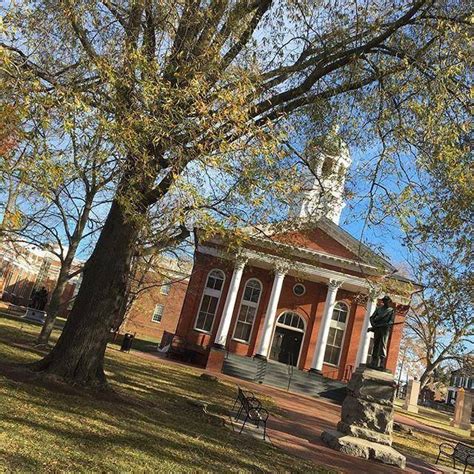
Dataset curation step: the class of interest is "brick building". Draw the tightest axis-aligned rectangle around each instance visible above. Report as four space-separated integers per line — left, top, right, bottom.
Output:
0 242 81 313
0 241 191 342
120 258 192 341
173 147 418 381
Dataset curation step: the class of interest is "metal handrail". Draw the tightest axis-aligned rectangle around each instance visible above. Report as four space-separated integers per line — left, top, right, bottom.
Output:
287 353 294 392
255 357 267 383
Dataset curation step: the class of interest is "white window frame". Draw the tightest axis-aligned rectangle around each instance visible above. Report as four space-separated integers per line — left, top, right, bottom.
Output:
232 278 263 344
193 269 225 334
275 311 306 333
293 283 306 296
151 303 164 323
160 278 172 295
323 301 349 367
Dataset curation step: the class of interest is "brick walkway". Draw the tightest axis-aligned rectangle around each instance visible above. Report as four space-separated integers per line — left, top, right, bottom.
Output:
216 372 443 474
128 350 445 473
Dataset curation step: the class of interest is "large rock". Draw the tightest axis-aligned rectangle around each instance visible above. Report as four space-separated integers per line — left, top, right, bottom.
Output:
337 395 393 445
321 430 406 469
321 368 406 468
346 368 395 406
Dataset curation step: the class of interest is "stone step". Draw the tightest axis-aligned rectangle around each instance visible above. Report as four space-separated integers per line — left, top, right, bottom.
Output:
224 355 258 368
222 368 256 382
222 353 347 402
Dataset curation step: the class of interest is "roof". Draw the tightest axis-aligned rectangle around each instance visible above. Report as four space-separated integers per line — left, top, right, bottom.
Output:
223 216 396 274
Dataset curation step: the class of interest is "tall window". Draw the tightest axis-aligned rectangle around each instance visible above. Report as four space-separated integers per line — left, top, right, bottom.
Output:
366 335 374 366
151 303 164 323
323 302 349 366
160 278 171 295
194 269 225 333
233 279 262 343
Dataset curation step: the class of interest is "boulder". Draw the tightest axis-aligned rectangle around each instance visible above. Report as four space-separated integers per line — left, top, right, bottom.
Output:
321 430 406 469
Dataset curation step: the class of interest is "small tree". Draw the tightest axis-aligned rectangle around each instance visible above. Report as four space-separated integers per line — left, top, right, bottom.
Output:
405 259 473 389
23 117 118 345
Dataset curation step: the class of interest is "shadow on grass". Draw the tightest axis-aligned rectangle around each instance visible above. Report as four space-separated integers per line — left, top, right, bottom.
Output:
0 316 320 473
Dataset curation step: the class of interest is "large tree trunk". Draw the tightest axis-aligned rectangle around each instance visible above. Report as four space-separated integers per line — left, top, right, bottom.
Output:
36 201 93 345
31 197 143 388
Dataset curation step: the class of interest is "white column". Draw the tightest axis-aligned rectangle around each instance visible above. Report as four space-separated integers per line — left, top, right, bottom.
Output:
255 267 286 358
214 259 246 347
310 279 343 372
355 293 379 367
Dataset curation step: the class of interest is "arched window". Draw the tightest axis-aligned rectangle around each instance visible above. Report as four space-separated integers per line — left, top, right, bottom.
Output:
233 279 262 343
194 269 225 333
323 302 349 366
277 311 305 331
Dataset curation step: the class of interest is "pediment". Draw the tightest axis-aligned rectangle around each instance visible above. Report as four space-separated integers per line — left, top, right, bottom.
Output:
248 217 395 272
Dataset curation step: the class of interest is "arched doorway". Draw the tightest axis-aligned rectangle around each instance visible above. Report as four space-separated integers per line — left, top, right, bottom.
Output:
269 312 306 366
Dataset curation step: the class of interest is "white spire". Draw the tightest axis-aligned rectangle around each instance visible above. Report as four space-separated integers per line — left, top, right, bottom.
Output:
294 143 351 225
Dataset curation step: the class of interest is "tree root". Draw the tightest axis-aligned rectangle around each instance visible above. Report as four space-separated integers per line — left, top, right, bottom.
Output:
0 360 151 407
0 361 113 397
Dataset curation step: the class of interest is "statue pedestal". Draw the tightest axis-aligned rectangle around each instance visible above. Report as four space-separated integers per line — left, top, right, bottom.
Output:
451 389 474 431
321 368 406 469
23 308 46 323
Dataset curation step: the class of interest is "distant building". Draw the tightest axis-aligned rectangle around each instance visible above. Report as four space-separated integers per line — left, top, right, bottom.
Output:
0 241 191 341
446 365 474 405
0 241 81 313
118 257 192 342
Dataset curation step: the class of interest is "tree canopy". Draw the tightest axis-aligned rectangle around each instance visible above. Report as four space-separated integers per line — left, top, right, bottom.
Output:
1 0 471 387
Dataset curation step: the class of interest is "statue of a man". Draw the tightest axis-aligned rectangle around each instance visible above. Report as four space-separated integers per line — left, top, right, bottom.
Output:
368 295 395 370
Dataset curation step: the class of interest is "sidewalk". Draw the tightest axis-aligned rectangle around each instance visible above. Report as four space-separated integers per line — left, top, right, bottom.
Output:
217 372 442 474
130 349 445 473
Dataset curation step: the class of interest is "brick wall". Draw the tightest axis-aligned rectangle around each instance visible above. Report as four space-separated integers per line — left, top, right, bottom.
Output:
273 228 359 260
385 305 407 374
175 250 405 380
122 273 189 342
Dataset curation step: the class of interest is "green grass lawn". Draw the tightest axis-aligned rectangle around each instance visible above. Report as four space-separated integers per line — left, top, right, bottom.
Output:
0 316 325 473
392 398 473 472
394 399 471 439
109 332 164 354
393 430 474 473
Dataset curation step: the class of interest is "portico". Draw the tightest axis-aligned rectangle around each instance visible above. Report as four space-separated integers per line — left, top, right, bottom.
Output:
174 220 412 381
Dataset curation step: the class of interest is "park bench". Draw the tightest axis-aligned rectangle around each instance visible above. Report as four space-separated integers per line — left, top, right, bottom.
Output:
436 441 474 473
163 333 210 365
233 386 269 440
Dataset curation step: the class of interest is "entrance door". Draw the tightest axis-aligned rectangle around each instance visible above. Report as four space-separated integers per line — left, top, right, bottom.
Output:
270 326 303 366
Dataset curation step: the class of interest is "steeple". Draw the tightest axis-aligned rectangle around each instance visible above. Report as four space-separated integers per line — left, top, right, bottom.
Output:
293 138 351 225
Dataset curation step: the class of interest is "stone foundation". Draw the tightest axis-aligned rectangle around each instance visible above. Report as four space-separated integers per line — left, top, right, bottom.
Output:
322 368 406 468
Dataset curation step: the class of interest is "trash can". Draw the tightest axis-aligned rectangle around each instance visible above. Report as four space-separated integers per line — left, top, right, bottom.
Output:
120 333 134 352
